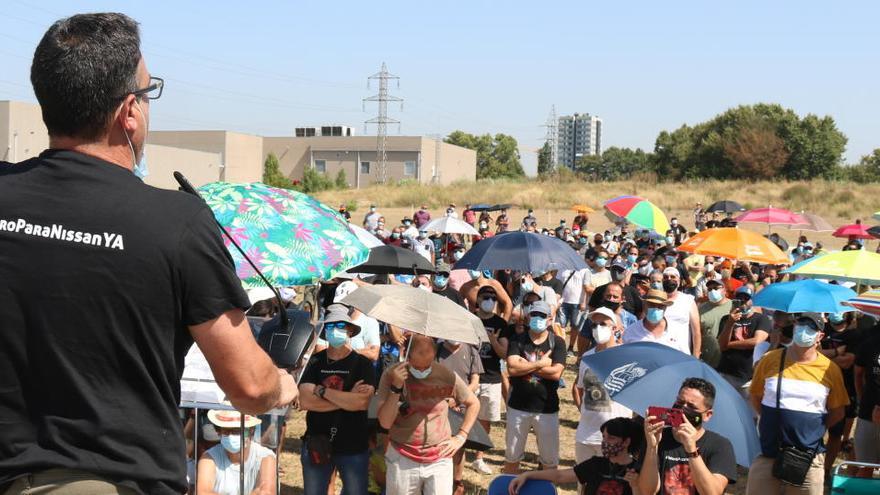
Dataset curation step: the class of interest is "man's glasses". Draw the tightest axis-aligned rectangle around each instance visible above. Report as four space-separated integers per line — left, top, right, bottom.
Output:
323 321 347 331
129 76 164 101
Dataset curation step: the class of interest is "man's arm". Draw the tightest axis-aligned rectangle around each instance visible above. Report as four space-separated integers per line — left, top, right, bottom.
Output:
717 315 735 352
535 363 564 381
855 365 865 403
298 383 341 412
825 406 845 429
355 345 380 362
491 280 514 321
322 382 374 411
196 454 221 495
725 330 768 350
689 301 701 358
190 309 291 414
467 373 480 393
505 355 546 377
251 455 277 495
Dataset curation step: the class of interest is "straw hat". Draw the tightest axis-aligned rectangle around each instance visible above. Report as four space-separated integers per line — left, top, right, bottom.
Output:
207 409 261 429
643 289 673 307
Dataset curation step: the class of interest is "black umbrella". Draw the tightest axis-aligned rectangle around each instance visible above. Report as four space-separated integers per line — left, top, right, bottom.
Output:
705 200 745 213
469 203 493 211
868 225 880 239
348 245 435 275
487 203 513 212
766 233 790 252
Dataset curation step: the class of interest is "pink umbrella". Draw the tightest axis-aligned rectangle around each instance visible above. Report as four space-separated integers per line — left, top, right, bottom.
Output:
735 207 807 226
832 223 874 239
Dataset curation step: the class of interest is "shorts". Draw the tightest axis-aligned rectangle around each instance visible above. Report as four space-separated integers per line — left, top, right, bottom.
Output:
854 418 880 463
505 407 559 467
558 302 583 330
477 383 502 422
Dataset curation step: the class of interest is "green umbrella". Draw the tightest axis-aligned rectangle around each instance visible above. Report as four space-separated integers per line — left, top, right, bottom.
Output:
197 182 369 287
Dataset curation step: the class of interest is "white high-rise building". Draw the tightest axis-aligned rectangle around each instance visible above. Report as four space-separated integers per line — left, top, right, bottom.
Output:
556 113 602 168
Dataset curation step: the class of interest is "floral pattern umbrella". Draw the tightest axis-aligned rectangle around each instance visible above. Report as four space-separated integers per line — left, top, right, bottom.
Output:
197 182 370 287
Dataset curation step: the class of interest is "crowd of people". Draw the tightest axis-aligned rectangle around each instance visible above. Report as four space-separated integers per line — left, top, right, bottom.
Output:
196 202 880 495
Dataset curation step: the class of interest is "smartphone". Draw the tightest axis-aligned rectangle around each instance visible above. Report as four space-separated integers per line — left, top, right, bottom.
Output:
648 406 684 427
731 299 744 312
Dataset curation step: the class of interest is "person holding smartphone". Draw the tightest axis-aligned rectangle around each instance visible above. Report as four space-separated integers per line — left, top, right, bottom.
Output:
717 286 771 403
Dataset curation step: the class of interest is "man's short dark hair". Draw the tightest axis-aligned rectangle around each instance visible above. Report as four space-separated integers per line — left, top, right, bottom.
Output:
680 377 715 409
31 13 141 140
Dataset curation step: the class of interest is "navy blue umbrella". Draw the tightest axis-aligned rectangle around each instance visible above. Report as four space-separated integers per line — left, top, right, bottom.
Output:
453 231 587 273
581 342 760 466
468 203 493 211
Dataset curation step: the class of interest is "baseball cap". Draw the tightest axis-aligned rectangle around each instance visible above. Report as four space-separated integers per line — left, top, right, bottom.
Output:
528 300 551 316
435 261 452 275
588 307 618 324
735 285 753 298
662 267 680 277
796 312 824 330
611 260 628 271
477 285 497 297
334 281 358 303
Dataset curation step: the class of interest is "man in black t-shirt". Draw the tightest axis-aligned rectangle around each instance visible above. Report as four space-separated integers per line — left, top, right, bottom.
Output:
855 327 880 466
717 287 771 402
0 13 296 495
299 305 376 494
639 378 737 495
472 285 511 474
433 262 466 307
504 300 567 473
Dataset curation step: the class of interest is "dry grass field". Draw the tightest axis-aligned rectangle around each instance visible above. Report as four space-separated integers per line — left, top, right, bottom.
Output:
315 178 880 251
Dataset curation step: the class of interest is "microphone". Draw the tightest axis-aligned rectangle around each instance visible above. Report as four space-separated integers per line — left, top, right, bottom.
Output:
173 172 313 370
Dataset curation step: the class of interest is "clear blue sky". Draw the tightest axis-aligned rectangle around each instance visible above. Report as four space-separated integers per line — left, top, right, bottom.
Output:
1 0 878 174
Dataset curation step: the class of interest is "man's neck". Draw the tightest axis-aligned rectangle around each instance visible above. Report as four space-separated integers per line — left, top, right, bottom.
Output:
789 345 817 363
529 330 549 344
326 346 351 361
476 309 495 319
225 444 250 464
644 319 665 335
667 291 678 300
50 136 133 172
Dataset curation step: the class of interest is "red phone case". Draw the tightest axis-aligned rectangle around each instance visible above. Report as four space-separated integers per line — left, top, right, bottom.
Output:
648 406 684 427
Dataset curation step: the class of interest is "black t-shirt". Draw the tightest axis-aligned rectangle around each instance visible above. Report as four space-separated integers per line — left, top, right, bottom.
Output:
507 332 567 413
657 429 737 495
717 312 772 380
855 333 880 421
478 315 512 384
436 285 466 308
821 325 866 398
0 150 249 494
588 284 644 317
540 277 565 296
574 456 640 495
300 349 377 454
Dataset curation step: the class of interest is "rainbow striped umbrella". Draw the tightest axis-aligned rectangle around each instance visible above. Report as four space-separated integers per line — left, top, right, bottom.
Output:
603 195 670 233
845 289 880 316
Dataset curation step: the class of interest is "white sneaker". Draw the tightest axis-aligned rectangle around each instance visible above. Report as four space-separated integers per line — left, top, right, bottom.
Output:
471 458 493 474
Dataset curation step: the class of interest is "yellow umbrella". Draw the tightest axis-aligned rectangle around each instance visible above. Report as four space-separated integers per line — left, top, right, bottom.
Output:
783 250 880 285
571 204 595 214
677 227 789 265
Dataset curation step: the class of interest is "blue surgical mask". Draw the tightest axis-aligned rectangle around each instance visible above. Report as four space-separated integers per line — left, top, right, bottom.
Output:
627 254 638 264
604 234 611 242
454 250 465 261
123 100 149 181
221 434 242 454
482 270 493 279
409 366 432 379
326 327 348 348
579 237 588 245
521 281 533 292
529 316 548 332
665 255 676 265
646 308 665 324
433 275 448 288
829 312 846 325
469 270 481 279
708 289 723 303
651 281 663 291
792 324 819 348
666 236 675 245
595 257 607 268
391 233 400 239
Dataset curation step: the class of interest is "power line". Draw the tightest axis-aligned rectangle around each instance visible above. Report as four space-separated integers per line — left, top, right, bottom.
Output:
363 62 402 184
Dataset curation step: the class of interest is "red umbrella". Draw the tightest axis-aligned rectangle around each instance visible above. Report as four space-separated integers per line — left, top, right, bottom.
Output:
735 207 807 226
832 223 874 239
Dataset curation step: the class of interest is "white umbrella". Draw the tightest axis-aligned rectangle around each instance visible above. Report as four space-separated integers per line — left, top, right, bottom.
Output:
340 285 488 345
348 222 384 248
422 216 479 236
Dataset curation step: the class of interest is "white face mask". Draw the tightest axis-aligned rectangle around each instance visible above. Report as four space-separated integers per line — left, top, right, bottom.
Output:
592 323 612 344
418 284 432 292
479 299 495 312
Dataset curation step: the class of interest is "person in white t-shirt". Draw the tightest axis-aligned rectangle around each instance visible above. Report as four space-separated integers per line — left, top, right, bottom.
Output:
624 289 691 355
557 267 593 354
659 267 701 358
588 250 612 289
573 307 633 467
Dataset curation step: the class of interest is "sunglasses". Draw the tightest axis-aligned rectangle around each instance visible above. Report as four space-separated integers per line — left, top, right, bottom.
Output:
323 321 347 331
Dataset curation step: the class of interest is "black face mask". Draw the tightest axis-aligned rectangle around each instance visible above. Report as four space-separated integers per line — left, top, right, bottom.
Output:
662 280 679 293
674 402 704 428
602 300 621 311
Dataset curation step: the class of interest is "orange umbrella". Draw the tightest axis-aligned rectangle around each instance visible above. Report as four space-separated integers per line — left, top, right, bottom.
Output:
571 204 595 213
677 227 789 265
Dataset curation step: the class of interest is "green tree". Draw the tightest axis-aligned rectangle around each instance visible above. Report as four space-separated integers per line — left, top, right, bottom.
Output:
842 148 880 183
537 141 554 176
300 166 334 193
445 131 526 179
262 152 292 188
334 169 348 189
722 123 790 180
576 147 654 181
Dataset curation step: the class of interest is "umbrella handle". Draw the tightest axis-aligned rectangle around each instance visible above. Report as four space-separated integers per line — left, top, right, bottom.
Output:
174 172 290 331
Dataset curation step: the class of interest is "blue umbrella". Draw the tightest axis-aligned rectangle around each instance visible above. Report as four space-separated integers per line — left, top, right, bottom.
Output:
581 342 760 467
453 231 588 273
468 203 493 211
752 279 857 314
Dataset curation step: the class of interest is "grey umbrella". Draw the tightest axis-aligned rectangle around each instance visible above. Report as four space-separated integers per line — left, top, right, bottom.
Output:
340 285 488 345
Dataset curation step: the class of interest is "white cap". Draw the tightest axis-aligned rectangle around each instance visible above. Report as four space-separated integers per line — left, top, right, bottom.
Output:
588 306 618 325
279 287 296 303
247 287 276 305
662 267 680 277
334 280 358 303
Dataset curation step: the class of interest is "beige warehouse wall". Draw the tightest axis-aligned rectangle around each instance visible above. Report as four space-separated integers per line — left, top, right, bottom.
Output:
1 101 50 163
143 144 223 190
148 130 263 184
263 136 309 183
421 139 476 185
